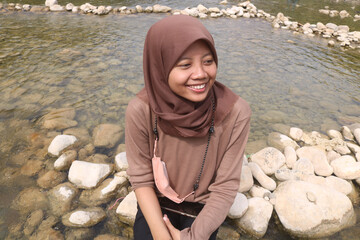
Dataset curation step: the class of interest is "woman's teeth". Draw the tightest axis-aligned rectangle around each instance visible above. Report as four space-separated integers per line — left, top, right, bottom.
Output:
189 84 205 89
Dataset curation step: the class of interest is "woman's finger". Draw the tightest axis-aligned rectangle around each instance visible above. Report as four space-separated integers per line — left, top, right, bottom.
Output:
163 215 181 240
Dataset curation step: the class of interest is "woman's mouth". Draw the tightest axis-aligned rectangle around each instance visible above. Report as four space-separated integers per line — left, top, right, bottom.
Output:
187 84 206 93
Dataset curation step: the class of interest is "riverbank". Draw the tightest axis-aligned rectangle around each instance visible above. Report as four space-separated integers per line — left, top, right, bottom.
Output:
3 106 360 239
0 1 360 51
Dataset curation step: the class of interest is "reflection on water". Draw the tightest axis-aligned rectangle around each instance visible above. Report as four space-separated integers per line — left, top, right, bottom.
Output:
0 8 359 240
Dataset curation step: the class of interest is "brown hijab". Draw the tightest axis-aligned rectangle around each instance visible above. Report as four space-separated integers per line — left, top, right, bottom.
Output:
137 15 239 138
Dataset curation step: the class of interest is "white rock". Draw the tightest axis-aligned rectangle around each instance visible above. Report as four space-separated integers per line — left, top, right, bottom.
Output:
220 0 228 5
325 176 352 196
65 3 74 11
23 4 31 11
326 150 341 163
296 147 333 176
45 0 57 7
274 180 355 238
208 7 220 13
50 4 64 12
248 162 276 191
354 128 360 145
116 191 137 226
238 165 253 193
342 126 354 141
249 185 270 198
326 23 338 31
328 40 335 47
54 150 77 171
329 10 339 17
152 4 171 13
293 158 315 175
319 9 330 15
72 6 79 13
250 147 285 175
243 12 251 18
48 135 77 156
268 132 299 151
327 129 343 139
331 155 360 179
62 207 106 227
339 10 350 18
199 12 207 19
316 22 326 30
228 192 248 219
135 5 143 13
289 127 303 141
235 197 273 238
115 152 128 171
197 4 208 13
68 161 112 189
284 146 297 168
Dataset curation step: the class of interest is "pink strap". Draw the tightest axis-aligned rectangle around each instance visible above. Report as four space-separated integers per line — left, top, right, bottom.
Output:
153 139 158 158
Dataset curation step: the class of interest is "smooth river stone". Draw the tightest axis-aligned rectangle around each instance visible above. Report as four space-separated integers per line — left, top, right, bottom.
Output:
93 123 123 148
235 197 273 239
62 207 106 227
327 129 343 139
296 147 333 176
248 162 276 191
228 192 248 219
68 161 112 189
341 126 354 141
289 127 303 141
48 135 77 156
54 150 77 171
327 150 341 163
116 191 137 226
274 180 355 238
267 132 299 151
48 182 79 217
284 146 297 168
250 147 285 175
249 185 271 199
346 142 360 154
114 152 128 171
293 158 315 175
354 128 360 145
331 155 360 179
238 165 253 193
325 176 352 196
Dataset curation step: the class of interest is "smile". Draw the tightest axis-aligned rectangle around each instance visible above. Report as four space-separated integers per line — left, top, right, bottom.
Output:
188 84 205 90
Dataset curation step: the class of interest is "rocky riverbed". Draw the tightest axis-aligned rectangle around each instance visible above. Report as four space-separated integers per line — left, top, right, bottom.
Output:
0 1 360 51
3 106 360 239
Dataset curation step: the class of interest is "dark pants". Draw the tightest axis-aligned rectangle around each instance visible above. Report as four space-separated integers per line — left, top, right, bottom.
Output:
133 204 218 240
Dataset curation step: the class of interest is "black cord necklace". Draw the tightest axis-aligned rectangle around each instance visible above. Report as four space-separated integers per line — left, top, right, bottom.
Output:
153 98 215 192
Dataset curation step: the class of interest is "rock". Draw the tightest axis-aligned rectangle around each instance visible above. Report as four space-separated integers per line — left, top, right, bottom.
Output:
238 165 253 193
216 226 240 240
65 3 74 11
316 22 326 30
115 152 128 171
93 124 123 148
48 182 79 217
249 185 271 199
152 4 171 13
45 0 57 7
327 150 341 163
63 128 90 143
274 180 355 238
275 168 307 181
11 187 48 214
65 228 95 240
20 160 43 176
37 170 67 189
197 4 208 13
289 127 303 141
354 128 360 145
79 176 128 206
284 146 297 168
296 147 333 176
94 234 126 240
209 7 220 13
116 191 137 226
94 6 106 15
23 209 44 236
347 142 360 154
319 9 330 15
268 132 299 151
228 192 248 219
328 40 335 47
144 6 152 13
48 135 77 156
342 126 354 141
86 153 109 164
54 150 77 171
325 176 352 196
245 139 267 155
331 155 360 179
235 197 273 238
329 10 339 17
23 4 31 11
220 0 227 5
339 10 350 18
248 162 276 191
334 143 351 155
293 158 315 175
327 129 343 139
326 23 338 31
62 207 106 227
50 4 64 12
135 5 142 13
68 161 113 189
29 228 64 240
250 147 285 175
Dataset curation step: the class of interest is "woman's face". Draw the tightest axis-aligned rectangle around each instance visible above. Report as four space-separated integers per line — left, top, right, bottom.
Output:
168 40 217 102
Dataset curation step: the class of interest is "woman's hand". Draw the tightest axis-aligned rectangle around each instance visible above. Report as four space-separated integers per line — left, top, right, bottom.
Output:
163 214 180 240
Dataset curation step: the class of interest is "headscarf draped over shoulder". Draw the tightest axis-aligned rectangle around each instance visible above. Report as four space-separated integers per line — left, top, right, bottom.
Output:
137 15 239 138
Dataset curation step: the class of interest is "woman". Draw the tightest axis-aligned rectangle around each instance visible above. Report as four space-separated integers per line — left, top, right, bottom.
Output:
125 15 251 240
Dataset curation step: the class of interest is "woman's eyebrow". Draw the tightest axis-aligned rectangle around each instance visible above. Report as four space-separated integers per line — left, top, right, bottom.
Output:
177 52 213 62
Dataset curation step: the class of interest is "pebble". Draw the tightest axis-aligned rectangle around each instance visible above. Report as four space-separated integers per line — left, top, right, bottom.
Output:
250 147 285 175
248 162 276 191
331 155 360 179
62 207 106 227
48 135 77 156
228 192 248 219
54 150 77 171
48 182 79 217
249 185 271 199
289 127 303 141
296 146 333 176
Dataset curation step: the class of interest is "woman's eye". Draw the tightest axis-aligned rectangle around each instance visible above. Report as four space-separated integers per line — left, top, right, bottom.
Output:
204 59 214 65
179 63 191 68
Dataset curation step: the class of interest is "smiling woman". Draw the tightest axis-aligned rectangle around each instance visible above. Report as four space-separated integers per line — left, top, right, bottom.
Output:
125 15 251 240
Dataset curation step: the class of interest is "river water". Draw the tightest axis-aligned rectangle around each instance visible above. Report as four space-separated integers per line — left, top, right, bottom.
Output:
0 0 360 239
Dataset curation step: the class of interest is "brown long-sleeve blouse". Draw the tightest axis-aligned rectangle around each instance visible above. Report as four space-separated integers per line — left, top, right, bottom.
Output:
126 95 251 239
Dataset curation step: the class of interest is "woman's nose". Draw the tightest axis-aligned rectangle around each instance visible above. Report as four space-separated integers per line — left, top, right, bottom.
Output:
192 64 206 79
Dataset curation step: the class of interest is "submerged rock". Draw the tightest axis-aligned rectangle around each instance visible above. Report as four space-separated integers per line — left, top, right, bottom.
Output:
274 180 355 238
62 207 106 227
48 182 79 217
11 187 48 215
93 123 123 148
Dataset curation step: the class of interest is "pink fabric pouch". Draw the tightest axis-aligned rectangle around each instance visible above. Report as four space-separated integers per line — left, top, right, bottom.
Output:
152 139 194 204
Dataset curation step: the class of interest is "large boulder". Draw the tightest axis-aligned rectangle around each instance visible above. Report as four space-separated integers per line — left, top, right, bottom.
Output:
274 180 355 238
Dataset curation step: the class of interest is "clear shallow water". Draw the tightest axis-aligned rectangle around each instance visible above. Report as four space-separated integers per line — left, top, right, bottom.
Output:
0 2 360 240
